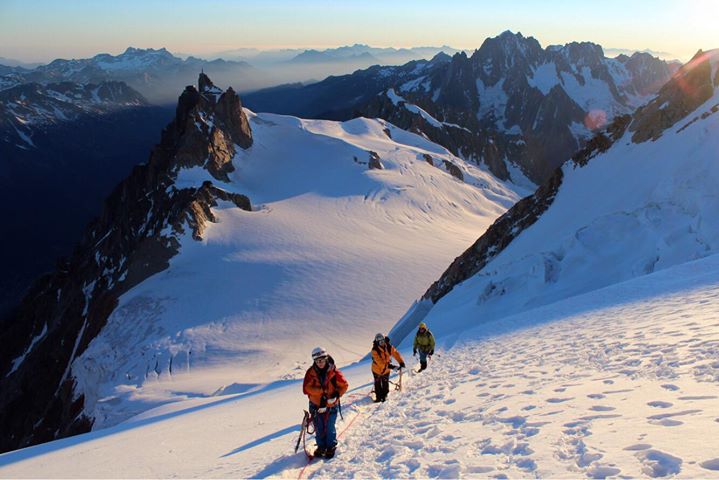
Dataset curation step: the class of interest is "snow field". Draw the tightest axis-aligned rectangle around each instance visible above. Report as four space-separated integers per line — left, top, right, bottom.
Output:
295 255 719 479
2 254 719 478
70 110 523 430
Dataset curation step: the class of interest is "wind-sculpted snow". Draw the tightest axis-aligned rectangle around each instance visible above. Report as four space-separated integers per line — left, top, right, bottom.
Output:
2 252 718 478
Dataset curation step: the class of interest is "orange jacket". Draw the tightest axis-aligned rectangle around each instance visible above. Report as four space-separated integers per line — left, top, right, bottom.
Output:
371 342 404 376
303 362 349 407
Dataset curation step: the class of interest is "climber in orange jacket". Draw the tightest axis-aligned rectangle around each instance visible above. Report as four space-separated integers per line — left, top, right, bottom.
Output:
302 346 349 459
371 333 405 402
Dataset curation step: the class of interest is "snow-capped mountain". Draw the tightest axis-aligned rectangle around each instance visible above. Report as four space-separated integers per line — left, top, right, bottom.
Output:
246 31 676 185
390 48 719 346
0 73 522 452
0 47 264 103
0 81 146 149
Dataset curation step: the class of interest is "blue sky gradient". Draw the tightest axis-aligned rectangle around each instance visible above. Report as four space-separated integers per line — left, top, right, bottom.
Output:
1 0 715 62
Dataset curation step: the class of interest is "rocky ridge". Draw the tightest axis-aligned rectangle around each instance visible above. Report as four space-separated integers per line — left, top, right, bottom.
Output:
0 73 253 453
359 32 675 184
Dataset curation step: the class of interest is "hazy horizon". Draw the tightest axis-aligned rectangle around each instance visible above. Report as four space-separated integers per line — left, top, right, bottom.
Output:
1 0 715 64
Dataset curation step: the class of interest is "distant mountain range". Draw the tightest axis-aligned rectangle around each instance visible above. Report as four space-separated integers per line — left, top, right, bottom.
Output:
0 45 461 104
0 47 265 104
213 43 461 66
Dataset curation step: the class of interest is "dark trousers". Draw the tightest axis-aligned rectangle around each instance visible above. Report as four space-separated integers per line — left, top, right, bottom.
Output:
309 403 338 450
373 373 390 401
419 350 429 370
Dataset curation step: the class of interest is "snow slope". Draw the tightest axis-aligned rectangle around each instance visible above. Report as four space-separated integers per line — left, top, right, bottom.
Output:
410 63 719 343
1 249 718 478
68 110 523 429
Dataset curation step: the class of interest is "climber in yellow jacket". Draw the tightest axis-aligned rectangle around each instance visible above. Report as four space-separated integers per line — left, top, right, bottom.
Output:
371 333 405 402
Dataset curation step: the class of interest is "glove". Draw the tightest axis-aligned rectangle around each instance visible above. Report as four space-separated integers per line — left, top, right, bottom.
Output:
320 395 327 408
328 395 339 405
399 362 406 369
413 349 417 356
389 364 397 370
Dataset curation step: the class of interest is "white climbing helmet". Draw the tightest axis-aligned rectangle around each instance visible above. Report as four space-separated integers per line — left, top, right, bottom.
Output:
311 346 328 360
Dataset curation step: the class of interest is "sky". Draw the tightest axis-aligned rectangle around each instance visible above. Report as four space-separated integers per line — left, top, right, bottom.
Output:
1 0 716 63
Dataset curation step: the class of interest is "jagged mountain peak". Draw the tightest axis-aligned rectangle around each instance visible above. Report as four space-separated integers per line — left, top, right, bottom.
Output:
552 41 605 66
475 30 543 63
122 46 172 56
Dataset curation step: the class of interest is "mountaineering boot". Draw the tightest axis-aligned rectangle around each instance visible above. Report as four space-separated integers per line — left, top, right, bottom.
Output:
419 361 427 371
325 446 336 459
313 447 326 458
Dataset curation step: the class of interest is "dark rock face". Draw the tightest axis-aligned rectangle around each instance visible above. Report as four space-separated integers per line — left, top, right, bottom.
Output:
246 32 674 186
368 151 384 170
630 50 716 143
0 73 252 454
424 167 564 303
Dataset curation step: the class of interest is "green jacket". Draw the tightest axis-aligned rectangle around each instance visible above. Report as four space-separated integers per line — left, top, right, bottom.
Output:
413 329 435 353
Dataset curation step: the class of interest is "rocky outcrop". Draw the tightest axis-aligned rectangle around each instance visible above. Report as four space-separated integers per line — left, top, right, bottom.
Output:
423 167 564 303
368 151 383 170
0 73 252 454
630 50 716 143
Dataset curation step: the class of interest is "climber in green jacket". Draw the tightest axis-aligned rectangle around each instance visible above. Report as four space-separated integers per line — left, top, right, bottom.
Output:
412 322 435 372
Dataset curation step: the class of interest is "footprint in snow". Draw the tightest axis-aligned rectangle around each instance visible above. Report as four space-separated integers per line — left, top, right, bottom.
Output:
603 379 615 384
635 449 682 477
623 444 652 451
647 401 673 408
587 465 622 479
660 384 680 391
515 458 537 471
700 458 719 471
587 393 606 399
466 466 494 474
678 395 717 400
589 405 616 412
546 397 574 403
